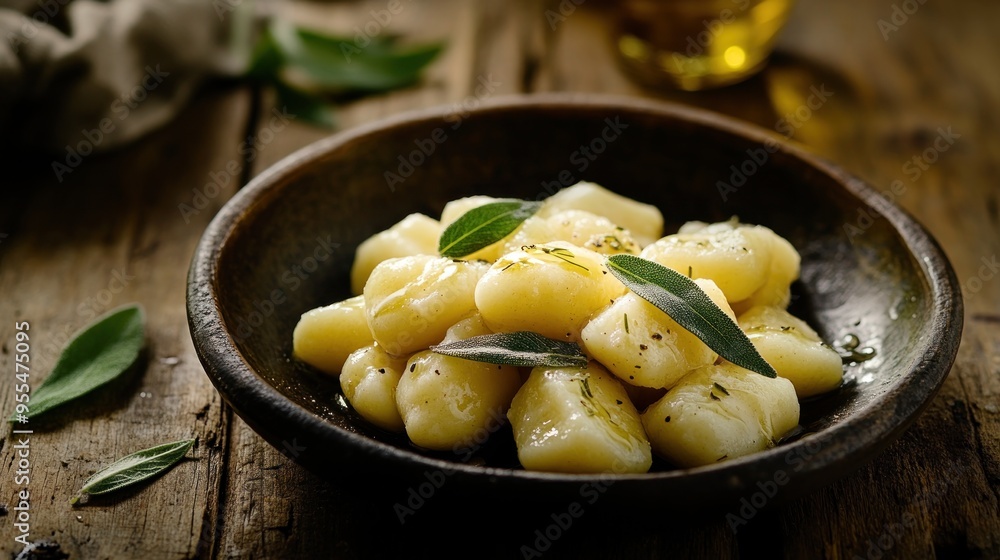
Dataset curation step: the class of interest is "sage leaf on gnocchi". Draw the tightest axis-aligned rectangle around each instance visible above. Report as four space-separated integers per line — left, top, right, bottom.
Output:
431 331 588 368
438 200 542 258
606 254 778 378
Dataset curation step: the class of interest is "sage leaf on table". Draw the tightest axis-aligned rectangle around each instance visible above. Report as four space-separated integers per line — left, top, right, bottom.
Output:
10 304 145 423
72 439 195 505
281 23 445 90
431 332 589 368
606 254 778 378
438 200 543 258
247 19 445 128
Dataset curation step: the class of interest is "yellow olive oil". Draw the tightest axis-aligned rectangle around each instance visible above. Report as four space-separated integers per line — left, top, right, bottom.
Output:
615 0 797 90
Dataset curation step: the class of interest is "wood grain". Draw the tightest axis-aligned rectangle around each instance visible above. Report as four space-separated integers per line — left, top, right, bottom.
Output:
2 0 999 557
0 88 249 558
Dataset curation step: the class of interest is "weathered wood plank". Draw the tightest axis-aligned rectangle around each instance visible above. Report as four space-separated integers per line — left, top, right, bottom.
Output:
0 87 250 558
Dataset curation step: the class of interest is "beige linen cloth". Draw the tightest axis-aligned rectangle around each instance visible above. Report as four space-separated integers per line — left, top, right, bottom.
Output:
0 0 248 154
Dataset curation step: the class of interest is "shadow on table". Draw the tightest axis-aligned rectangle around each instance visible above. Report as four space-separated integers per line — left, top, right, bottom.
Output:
263 456 794 559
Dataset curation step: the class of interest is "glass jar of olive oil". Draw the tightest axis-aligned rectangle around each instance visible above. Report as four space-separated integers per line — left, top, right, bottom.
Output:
615 0 797 90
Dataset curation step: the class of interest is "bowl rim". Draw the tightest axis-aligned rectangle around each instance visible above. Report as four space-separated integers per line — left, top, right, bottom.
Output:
187 92 964 486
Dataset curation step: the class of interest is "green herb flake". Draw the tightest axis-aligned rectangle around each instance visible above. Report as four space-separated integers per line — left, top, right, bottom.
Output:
538 246 589 272
11 304 145 422
431 331 587 368
72 439 194 505
623 313 630 334
605 254 777 378
438 200 542 258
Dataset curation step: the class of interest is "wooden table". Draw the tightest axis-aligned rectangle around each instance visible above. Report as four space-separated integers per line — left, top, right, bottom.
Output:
2 0 998 557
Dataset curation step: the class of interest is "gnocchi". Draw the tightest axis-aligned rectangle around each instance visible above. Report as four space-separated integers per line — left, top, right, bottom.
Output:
509 362 651 474
292 295 373 375
581 279 733 389
364 255 488 355
350 213 441 295
539 181 664 247
738 305 843 398
475 242 626 341
396 315 522 450
641 362 800 468
640 222 773 303
340 343 408 432
504 210 641 256
292 181 844 473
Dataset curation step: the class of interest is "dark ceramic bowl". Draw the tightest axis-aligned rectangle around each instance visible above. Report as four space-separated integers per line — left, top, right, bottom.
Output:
187 94 962 511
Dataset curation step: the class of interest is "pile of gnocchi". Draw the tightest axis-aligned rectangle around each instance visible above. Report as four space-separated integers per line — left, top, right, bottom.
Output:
293 182 844 473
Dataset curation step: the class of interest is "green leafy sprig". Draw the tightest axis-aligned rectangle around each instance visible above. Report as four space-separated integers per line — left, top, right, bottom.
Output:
10 305 146 423
438 200 542 258
431 332 588 368
72 439 195 505
247 19 445 127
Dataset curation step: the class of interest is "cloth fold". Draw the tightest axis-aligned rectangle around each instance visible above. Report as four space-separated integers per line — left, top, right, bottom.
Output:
0 0 249 154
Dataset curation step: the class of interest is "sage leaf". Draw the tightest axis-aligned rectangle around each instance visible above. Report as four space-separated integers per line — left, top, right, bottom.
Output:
606 255 778 378
268 19 444 91
72 439 195 505
297 28 444 90
11 304 145 422
438 200 542 258
244 20 444 129
431 332 588 368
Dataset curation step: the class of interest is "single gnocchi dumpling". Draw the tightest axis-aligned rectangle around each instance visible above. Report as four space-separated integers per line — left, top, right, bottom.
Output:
641 363 799 468
340 343 407 432
640 223 773 303
540 182 664 247
351 214 441 295
509 362 652 474
738 305 843 398
475 242 626 341
581 279 734 389
732 234 800 313
293 295 374 375
364 255 488 355
395 316 522 451
676 219 800 311
439 195 511 262
504 210 640 256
